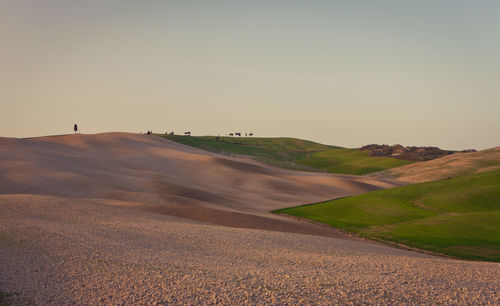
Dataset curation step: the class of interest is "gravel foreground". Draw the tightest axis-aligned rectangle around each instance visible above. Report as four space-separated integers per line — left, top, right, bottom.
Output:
1 195 498 305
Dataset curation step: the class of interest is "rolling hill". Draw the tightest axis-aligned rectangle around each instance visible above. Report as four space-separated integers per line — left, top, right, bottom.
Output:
1 133 498 303
368 146 500 183
160 135 413 175
275 169 500 261
0 132 395 235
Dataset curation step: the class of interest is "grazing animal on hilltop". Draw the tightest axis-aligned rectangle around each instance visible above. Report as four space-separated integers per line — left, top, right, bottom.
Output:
184 131 191 136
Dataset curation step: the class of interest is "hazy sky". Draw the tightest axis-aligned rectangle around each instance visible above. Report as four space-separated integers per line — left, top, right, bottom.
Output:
1 1 499 149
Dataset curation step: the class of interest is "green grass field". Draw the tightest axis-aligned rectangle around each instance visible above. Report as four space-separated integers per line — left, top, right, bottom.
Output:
160 135 412 175
275 169 500 262
297 148 412 175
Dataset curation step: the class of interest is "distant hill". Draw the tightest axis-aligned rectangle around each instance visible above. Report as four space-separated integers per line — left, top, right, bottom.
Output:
360 144 476 161
160 135 413 175
275 169 500 262
368 146 500 183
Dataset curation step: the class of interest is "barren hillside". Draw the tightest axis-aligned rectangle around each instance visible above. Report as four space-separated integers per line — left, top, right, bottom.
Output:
367 146 500 183
0 132 395 235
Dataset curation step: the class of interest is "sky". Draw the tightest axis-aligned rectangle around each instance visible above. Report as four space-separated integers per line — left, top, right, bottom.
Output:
1 1 499 150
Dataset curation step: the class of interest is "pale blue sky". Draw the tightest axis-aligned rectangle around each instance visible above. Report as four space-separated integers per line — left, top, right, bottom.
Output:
1 1 499 149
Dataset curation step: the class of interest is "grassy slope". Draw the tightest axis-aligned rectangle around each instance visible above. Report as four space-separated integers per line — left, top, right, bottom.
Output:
275 169 500 262
160 135 412 175
298 149 412 175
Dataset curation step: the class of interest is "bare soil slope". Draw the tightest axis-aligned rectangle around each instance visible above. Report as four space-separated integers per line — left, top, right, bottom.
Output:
368 146 500 183
0 132 394 236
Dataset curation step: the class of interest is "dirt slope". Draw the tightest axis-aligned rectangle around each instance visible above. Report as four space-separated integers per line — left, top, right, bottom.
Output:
367 146 500 183
0 132 395 236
